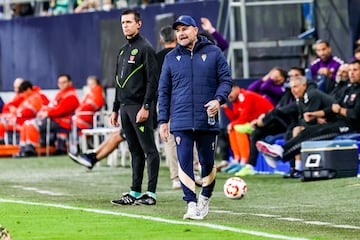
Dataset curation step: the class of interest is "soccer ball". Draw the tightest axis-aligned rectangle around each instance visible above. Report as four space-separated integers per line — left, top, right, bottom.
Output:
223 177 247 199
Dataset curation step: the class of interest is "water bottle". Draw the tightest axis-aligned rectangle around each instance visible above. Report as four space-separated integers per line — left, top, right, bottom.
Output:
208 115 216 126
207 103 216 126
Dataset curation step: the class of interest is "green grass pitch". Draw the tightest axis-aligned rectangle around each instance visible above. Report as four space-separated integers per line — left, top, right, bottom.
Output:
0 155 359 239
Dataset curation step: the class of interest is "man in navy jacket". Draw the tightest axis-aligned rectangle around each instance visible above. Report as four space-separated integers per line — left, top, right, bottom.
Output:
158 15 232 220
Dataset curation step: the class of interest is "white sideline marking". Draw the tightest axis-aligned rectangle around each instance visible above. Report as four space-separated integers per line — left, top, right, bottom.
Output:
0 198 308 240
212 210 360 230
277 217 304 222
12 185 66 196
303 221 331 226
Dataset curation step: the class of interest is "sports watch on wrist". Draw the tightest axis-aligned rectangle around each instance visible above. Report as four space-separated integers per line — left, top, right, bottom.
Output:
143 103 150 110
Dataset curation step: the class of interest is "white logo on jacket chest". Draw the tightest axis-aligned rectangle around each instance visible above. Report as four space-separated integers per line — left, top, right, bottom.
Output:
201 54 207 62
238 93 245 102
176 56 181 61
304 92 309 104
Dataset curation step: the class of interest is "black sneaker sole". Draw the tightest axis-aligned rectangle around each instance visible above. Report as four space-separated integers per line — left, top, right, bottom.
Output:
68 153 93 169
110 200 135 206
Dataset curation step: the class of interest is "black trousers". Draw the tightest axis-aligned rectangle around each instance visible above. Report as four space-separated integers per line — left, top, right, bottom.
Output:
217 128 230 161
120 104 160 194
282 121 353 161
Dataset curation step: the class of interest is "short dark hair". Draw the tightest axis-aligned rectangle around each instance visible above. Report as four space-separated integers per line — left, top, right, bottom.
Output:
18 80 33 93
57 74 72 82
159 25 176 43
121 9 141 22
87 75 101 85
289 66 305 76
354 46 360 54
351 59 360 65
315 39 330 47
273 67 288 79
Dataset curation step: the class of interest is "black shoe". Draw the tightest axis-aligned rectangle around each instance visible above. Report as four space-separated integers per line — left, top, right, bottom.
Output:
53 150 67 156
25 151 37 157
68 152 97 170
111 193 137 205
135 193 156 205
283 169 302 179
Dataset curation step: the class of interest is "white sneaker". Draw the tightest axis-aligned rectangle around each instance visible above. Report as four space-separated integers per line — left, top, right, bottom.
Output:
256 141 283 168
262 154 278 169
197 194 210 218
183 202 203 220
256 141 283 158
172 180 181 190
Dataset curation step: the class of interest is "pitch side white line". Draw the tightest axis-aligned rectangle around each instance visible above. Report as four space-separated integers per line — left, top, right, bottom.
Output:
212 210 360 230
0 198 308 240
12 185 66 196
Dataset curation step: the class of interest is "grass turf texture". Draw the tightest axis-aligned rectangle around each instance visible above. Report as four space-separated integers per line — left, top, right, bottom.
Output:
0 155 359 239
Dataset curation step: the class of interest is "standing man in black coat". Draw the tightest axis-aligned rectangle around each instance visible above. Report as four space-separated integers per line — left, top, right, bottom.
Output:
110 9 160 206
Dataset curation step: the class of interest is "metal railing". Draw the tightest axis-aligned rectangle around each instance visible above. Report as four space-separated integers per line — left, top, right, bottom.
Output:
224 0 314 78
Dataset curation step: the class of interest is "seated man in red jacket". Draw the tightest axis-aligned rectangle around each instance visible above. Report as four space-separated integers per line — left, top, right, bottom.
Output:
69 76 105 153
15 74 79 157
2 78 25 115
221 84 274 174
0 80 47 145
72 76 105 132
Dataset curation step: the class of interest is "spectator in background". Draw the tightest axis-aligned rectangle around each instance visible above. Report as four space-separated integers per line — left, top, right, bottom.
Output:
0 81 44 145
74 0 113 12
355 38 360 49
2 78 49 117
69 75 105 153
329 64 350 101
157 25 202 190
49 0 70 15
200 17 229 52
310 39 344 93
256 61 359 173
158 15 232 219
12 3 34 17
156 25 177 64
236 67 306 177
352 46 360 61
221 85 274 174
247 67 287 106
15 74 79 157
72 76 105 134
2 78 25 114
0 78 25 144
74 0 99 12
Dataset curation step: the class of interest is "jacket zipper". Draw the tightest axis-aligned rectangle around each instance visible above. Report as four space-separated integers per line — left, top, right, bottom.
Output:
191 50 195 131
120 45 127 79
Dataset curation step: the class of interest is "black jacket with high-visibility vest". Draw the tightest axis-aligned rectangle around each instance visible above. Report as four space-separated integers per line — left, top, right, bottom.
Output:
113 33 159 112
